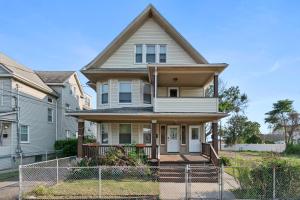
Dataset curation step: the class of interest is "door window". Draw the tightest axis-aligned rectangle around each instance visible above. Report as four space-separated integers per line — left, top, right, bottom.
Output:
191 128 199 140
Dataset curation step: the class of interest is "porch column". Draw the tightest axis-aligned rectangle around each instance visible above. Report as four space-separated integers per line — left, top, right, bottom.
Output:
212 121 218 154
77 119 85 158
214 73 218 99
151 120 157 159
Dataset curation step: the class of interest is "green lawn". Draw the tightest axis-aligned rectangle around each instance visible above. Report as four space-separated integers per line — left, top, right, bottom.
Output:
25 179 159 199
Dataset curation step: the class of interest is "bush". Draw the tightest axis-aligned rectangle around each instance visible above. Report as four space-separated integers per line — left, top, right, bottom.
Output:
233 157 300 199
54 136 97 157
220 156 231 166
284 144 300 155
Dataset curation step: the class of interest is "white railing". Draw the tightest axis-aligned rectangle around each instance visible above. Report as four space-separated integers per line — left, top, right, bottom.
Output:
154 97 218 112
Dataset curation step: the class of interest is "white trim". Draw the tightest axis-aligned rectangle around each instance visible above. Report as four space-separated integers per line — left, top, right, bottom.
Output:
168 87 179 97
20 124 29 144
118 81 132 104
189 125 201 153
158 44 167 64
134 44 144 64
100 82 109 105
118 123 132 144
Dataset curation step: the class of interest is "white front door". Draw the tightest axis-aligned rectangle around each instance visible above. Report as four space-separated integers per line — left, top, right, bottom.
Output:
189 126 201 152
167 126 180 152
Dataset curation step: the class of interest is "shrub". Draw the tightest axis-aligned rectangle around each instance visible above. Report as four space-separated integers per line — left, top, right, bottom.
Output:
284 144 300 155
220 156 231 166
30 185 53 196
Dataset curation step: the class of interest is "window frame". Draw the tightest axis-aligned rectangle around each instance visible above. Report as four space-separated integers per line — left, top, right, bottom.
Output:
101 83 109 105
101 123 109 144
119 123 132 144
47 97 53 104
146 44 156 64
47 108 54 123
160 124 166 145
142 124 152 145
20 125 29 144
143 83 152 104
159 44 167 63
181 124 187 145
118 81 132 104
134 44 143 64
168 87 179 97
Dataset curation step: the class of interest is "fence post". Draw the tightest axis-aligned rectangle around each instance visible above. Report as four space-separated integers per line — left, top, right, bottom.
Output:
98 166 101 198
19 165 22 200
220 164 224 200
56 159 59 184
45 151 48 161
273 166 276 200
185 164 191 200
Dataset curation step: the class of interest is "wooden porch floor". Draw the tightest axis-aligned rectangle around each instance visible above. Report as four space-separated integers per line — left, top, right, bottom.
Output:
159 154 210 164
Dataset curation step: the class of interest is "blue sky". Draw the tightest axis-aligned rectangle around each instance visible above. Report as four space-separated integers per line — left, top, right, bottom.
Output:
1 0 299 133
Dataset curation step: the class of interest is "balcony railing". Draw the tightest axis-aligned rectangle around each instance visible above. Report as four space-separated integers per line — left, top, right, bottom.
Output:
154 97 218 113
82 144 157 160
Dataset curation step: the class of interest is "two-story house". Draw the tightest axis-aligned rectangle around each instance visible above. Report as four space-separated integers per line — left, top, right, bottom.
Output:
70 5 227 162
0 54 95 170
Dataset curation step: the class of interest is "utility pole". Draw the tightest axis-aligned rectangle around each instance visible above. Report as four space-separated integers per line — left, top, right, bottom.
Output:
15 84 22 156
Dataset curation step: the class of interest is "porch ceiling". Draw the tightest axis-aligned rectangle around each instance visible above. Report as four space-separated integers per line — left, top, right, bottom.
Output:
148 64 228 87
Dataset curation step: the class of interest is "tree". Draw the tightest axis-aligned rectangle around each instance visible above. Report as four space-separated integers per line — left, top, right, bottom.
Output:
224 115 262 145
287 112 299 144
265 99 296 144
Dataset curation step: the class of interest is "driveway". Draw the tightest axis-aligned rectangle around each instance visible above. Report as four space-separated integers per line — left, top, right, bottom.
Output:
0 172 19 200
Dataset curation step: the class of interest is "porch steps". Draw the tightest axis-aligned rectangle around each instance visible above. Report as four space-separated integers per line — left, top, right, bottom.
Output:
158 164 219 183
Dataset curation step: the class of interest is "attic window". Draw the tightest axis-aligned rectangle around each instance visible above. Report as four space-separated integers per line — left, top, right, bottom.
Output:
146 45 156 63
135 44 143 63
159 45 166 63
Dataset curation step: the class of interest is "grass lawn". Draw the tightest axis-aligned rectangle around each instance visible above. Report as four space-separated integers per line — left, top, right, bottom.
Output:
0 170 19 181
25 179 159 199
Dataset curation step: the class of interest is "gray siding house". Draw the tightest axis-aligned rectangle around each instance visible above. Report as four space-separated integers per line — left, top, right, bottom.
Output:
0 53 95 170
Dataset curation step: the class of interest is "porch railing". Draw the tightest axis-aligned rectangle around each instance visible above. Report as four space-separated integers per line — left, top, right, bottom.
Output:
82 144 157 160
202 143 220 167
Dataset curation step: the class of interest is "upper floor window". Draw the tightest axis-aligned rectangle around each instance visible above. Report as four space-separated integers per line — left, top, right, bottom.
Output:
48 108 53 122
146 44 156 63
20 125 29 143
119 82 131 103
47 97 53 104
65 103 71 111
101 84 108 104
159 45 167 63
135 44 143 63
143 83 151 104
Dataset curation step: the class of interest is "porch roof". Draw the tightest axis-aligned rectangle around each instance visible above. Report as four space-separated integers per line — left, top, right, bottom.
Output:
148 64 228 87
67 107 228 123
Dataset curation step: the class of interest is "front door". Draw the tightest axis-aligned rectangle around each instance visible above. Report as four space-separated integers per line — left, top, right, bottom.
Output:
189 126 201 152
167 126 180 152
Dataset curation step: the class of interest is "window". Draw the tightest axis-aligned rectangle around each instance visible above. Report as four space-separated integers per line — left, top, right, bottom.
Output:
168 87 179 97
119 82 131 103
65 103 71 111
20 125 29 143
101 123 109 144
47 97 53 104
181 125 186 145
143 124 152 144
66 130 71 138
119 124 131 144
159 45 166 63
160 125 166 145
48 108 53 122
101 84 108 104
146 44 156 63
135 44 143 63
143 83 151 104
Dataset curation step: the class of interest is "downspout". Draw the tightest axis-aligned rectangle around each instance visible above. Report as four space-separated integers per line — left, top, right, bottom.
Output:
55 100 58 141
154 66 157 112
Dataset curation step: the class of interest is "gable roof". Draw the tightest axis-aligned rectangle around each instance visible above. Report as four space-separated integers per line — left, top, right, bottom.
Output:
0 52 56 96
36 71 85 96
35 71 75 84
82 4 208 71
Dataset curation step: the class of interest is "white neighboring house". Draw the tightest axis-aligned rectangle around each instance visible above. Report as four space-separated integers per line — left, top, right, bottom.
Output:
0 53 95 170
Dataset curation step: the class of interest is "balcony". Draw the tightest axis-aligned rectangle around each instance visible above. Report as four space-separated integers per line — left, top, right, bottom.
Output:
154 97 218 113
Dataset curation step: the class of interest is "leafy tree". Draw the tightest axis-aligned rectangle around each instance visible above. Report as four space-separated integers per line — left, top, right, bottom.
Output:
265 99 297 144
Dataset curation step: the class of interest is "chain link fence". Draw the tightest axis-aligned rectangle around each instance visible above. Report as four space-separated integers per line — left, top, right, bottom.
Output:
19 157 300 200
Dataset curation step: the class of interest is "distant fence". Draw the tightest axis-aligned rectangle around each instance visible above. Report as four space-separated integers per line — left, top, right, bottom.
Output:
221 144 286 152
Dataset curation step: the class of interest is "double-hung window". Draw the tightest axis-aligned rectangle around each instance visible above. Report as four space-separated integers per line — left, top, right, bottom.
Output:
48 108 53 122
143 124 152 144
119 82 131 103
101 83 108 104
143 83 151 104
135 44 143 63
159 45 167 63
101 123 109 144
119 124 131 144
20 125 29 143
146 44 156 63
